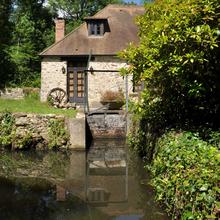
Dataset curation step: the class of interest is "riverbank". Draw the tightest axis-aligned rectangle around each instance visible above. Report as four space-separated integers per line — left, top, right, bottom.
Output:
146 131 220 219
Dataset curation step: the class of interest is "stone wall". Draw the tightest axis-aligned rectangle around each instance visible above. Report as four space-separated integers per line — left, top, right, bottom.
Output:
86 112 126 139
0 88 24 99
0 88 40 100
0 113 69 150
88 56 133 109
41 57 67 102
40 56 133 109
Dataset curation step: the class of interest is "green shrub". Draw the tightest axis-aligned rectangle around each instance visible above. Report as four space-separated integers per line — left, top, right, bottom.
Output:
120 0 220 158
0 111 15 147
150 131 220 219
208 131 220 150
48 119 69 149
121 0 220 128
12 132 33 150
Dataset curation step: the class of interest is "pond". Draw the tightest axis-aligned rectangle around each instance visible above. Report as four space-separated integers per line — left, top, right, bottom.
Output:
0 139 169 220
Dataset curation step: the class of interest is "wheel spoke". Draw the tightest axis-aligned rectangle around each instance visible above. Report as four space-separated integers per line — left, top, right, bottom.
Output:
48 88 67 107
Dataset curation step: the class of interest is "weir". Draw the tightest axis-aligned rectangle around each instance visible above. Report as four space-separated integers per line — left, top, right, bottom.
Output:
67 68 129 149
66 110 127 149
86 110 126 139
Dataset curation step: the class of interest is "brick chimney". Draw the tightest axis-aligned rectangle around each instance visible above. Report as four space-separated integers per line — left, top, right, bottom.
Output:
55 18 65 42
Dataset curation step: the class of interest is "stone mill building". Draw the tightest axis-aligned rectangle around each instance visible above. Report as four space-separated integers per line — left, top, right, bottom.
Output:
40 4 144 109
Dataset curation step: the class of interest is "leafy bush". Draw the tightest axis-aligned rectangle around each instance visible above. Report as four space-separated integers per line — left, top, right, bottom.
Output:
207 131 220 150
0 111 15 147
12 132 33 150
150 131 220 219
48 119 69 149
120 0 220 157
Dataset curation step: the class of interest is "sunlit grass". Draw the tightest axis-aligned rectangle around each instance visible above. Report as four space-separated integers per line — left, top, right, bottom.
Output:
0 94 76 118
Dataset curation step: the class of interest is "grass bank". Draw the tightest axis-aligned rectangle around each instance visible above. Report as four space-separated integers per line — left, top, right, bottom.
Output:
0 94 76 118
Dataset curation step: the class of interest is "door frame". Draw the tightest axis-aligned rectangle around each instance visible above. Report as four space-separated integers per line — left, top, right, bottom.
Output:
67 66 86 103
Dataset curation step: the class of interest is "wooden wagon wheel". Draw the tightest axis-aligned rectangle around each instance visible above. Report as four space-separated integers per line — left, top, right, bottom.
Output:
47 88 67 107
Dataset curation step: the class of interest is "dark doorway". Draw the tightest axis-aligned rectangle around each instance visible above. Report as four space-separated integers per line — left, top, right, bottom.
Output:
67 60 87 103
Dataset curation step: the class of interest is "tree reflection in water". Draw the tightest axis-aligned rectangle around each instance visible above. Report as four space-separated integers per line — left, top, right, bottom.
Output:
0 140 169 220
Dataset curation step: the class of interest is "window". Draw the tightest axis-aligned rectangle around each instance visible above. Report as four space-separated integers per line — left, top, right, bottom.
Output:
88 21 104 36
96 23 101 35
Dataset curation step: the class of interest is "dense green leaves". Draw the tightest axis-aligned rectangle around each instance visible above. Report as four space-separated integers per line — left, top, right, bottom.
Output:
0 111 15 147
122 1 220 218
0 0 14 87
48 0 123 19
121 0 220 130
151 131 220 219
48 119 69 149
0 0 128 87
48 0 123 34
9 0 55 86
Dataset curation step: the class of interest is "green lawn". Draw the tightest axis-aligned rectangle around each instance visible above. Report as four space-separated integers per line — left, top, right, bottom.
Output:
0 95 76 117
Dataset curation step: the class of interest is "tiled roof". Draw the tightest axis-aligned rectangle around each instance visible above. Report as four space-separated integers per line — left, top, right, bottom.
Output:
40 4 144 56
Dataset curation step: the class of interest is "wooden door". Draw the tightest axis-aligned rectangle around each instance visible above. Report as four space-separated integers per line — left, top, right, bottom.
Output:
67 60 86 103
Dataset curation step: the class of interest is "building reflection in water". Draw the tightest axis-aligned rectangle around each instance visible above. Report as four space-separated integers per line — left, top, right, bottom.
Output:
86 139 128 206
84 139 145 218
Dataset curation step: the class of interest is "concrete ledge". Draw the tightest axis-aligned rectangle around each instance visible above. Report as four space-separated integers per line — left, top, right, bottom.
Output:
86 113 126 139
66 117 85 149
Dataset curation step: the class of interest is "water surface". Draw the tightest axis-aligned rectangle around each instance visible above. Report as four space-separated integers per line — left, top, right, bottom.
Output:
0 139 169 220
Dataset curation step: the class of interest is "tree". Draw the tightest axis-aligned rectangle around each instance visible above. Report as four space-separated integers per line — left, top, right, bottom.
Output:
120 0 220 156
48 0 123 19
48 0 124 33
0 0 13 87
9 0 55 86
8 0 124 86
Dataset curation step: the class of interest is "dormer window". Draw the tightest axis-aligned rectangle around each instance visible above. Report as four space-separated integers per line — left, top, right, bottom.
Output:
89 22 104 36
85 17 109 37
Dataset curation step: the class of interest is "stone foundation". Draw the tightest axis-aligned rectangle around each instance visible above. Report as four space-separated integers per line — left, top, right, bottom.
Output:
0 113 70 150
0 88 41 100
86 111 126 139
0 88 24 99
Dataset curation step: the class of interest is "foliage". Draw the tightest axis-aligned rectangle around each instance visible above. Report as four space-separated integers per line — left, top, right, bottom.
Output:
120 0 220 150
0 110 33 149
48 0 123 20
9 14 38 85
12 132 33 149
150 131 220 220
120 0 220 163
48 0 124 34
9 0 55 86
48 119 69 149
0 111 15 147
196 127 220 150
207 130 220 150
0 0 14 88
